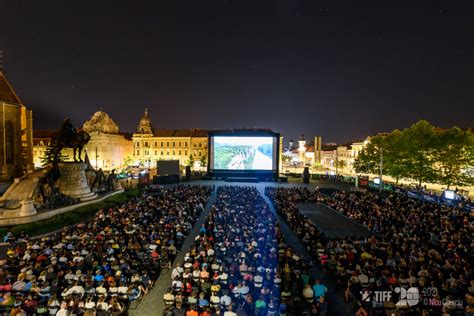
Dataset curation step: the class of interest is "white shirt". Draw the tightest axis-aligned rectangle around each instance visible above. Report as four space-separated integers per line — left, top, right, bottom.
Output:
254 275 263 287
171 267 183 280
220 295 232 306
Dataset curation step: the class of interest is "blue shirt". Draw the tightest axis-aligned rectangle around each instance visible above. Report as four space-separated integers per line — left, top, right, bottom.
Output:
199 298 209 307
313 284 327 298
94 274 104 283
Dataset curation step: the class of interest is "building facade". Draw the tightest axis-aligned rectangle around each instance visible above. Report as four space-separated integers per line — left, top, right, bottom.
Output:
0 72 33 180
33 111 133 171
82 111 133 170
320 140 368 173
132 109 208 169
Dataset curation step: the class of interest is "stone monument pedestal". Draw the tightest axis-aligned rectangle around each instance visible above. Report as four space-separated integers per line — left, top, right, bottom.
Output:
19 199 37 216
58 162 97 201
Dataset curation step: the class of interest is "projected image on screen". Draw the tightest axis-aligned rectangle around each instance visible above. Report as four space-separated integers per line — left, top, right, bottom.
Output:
213 136 274 170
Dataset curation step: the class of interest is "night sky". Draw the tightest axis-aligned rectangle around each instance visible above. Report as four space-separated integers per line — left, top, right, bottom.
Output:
1 0 472 143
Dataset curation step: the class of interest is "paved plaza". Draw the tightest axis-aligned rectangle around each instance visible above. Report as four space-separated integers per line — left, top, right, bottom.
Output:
298 203 372 239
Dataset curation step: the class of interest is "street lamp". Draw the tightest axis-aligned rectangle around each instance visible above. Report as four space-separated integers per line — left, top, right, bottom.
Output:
95 147 99 169
379 146 383 192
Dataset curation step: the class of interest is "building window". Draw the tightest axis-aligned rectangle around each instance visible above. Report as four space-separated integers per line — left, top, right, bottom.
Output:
145 142 148 147
154 150 157 155
137 150 140 155
172 142 175 147
179 150 181 155
167 150 170 156
167 142 169 147
193 143 196 147
154 142 157 147
199 143 202 147
161 142 164 147
185 150 188 155
136 142 140 147
179 142 181 147
198 151 201 156
185 142 188 147
161 150 164 155
172 150 175 155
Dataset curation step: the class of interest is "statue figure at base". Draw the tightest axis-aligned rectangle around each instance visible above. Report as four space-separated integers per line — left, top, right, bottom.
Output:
51 118 91 163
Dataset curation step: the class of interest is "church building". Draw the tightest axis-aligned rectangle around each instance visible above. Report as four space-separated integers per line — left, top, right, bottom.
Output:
0 72 33 180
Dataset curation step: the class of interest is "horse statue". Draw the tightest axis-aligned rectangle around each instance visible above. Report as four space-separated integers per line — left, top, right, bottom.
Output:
51 118 91 163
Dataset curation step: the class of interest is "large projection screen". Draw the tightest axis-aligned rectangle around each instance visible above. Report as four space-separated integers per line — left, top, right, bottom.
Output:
210 136 278 171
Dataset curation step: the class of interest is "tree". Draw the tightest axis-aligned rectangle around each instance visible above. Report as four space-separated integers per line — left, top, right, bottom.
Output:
354 135 385 175
432 127 474 189
402 120 437 187
312 161 324 170
354 120 474 189
123 155 133 167
282 155 291 164
200 155 207 169
335 159 347 170
186 154 195 169
384 129 409 184
40 143 68 166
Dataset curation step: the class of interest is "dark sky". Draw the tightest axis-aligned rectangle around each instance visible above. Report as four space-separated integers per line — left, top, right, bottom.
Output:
0 0 472 143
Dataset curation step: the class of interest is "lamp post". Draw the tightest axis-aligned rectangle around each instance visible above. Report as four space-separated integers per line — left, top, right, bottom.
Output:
379 146 383 192
95 147 99 169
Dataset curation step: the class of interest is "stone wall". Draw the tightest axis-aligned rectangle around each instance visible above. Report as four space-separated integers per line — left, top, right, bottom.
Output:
83 132 133 170
0 189 123 226
0 102 30 180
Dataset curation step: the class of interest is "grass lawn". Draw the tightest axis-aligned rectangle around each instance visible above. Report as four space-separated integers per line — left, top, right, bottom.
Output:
0 188 141 238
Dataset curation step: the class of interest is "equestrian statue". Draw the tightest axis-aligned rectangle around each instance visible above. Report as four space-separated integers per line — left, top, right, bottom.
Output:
51 118 90 163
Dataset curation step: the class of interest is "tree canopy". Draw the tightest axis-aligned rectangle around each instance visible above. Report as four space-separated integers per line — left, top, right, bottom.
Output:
354 121 474 188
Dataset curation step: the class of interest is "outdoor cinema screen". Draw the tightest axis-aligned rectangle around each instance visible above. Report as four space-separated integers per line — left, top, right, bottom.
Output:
211 136 277 171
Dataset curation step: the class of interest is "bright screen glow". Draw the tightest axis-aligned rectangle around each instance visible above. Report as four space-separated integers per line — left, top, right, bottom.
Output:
444 190 455 200
212 136 274 170
374 177 381 185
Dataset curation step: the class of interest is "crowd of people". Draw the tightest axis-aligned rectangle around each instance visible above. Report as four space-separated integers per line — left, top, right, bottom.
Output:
1 180 471 316
164 186 330 316
265 186 474 316
0 185 212 315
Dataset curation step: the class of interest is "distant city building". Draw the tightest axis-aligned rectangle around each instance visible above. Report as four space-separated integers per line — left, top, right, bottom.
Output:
0 72 33 179
320 140 368 173
282 135 315 167
132 109 208 169
282 133 369 174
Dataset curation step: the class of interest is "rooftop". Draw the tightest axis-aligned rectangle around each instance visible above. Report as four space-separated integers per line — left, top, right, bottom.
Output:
0 72 22 105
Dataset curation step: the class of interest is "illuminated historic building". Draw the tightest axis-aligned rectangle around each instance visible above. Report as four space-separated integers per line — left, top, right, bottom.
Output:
82 111 133 170
132 109 208 169
282 135 315 167
320 140 368 173
33 111 133 170
0 72 33 179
